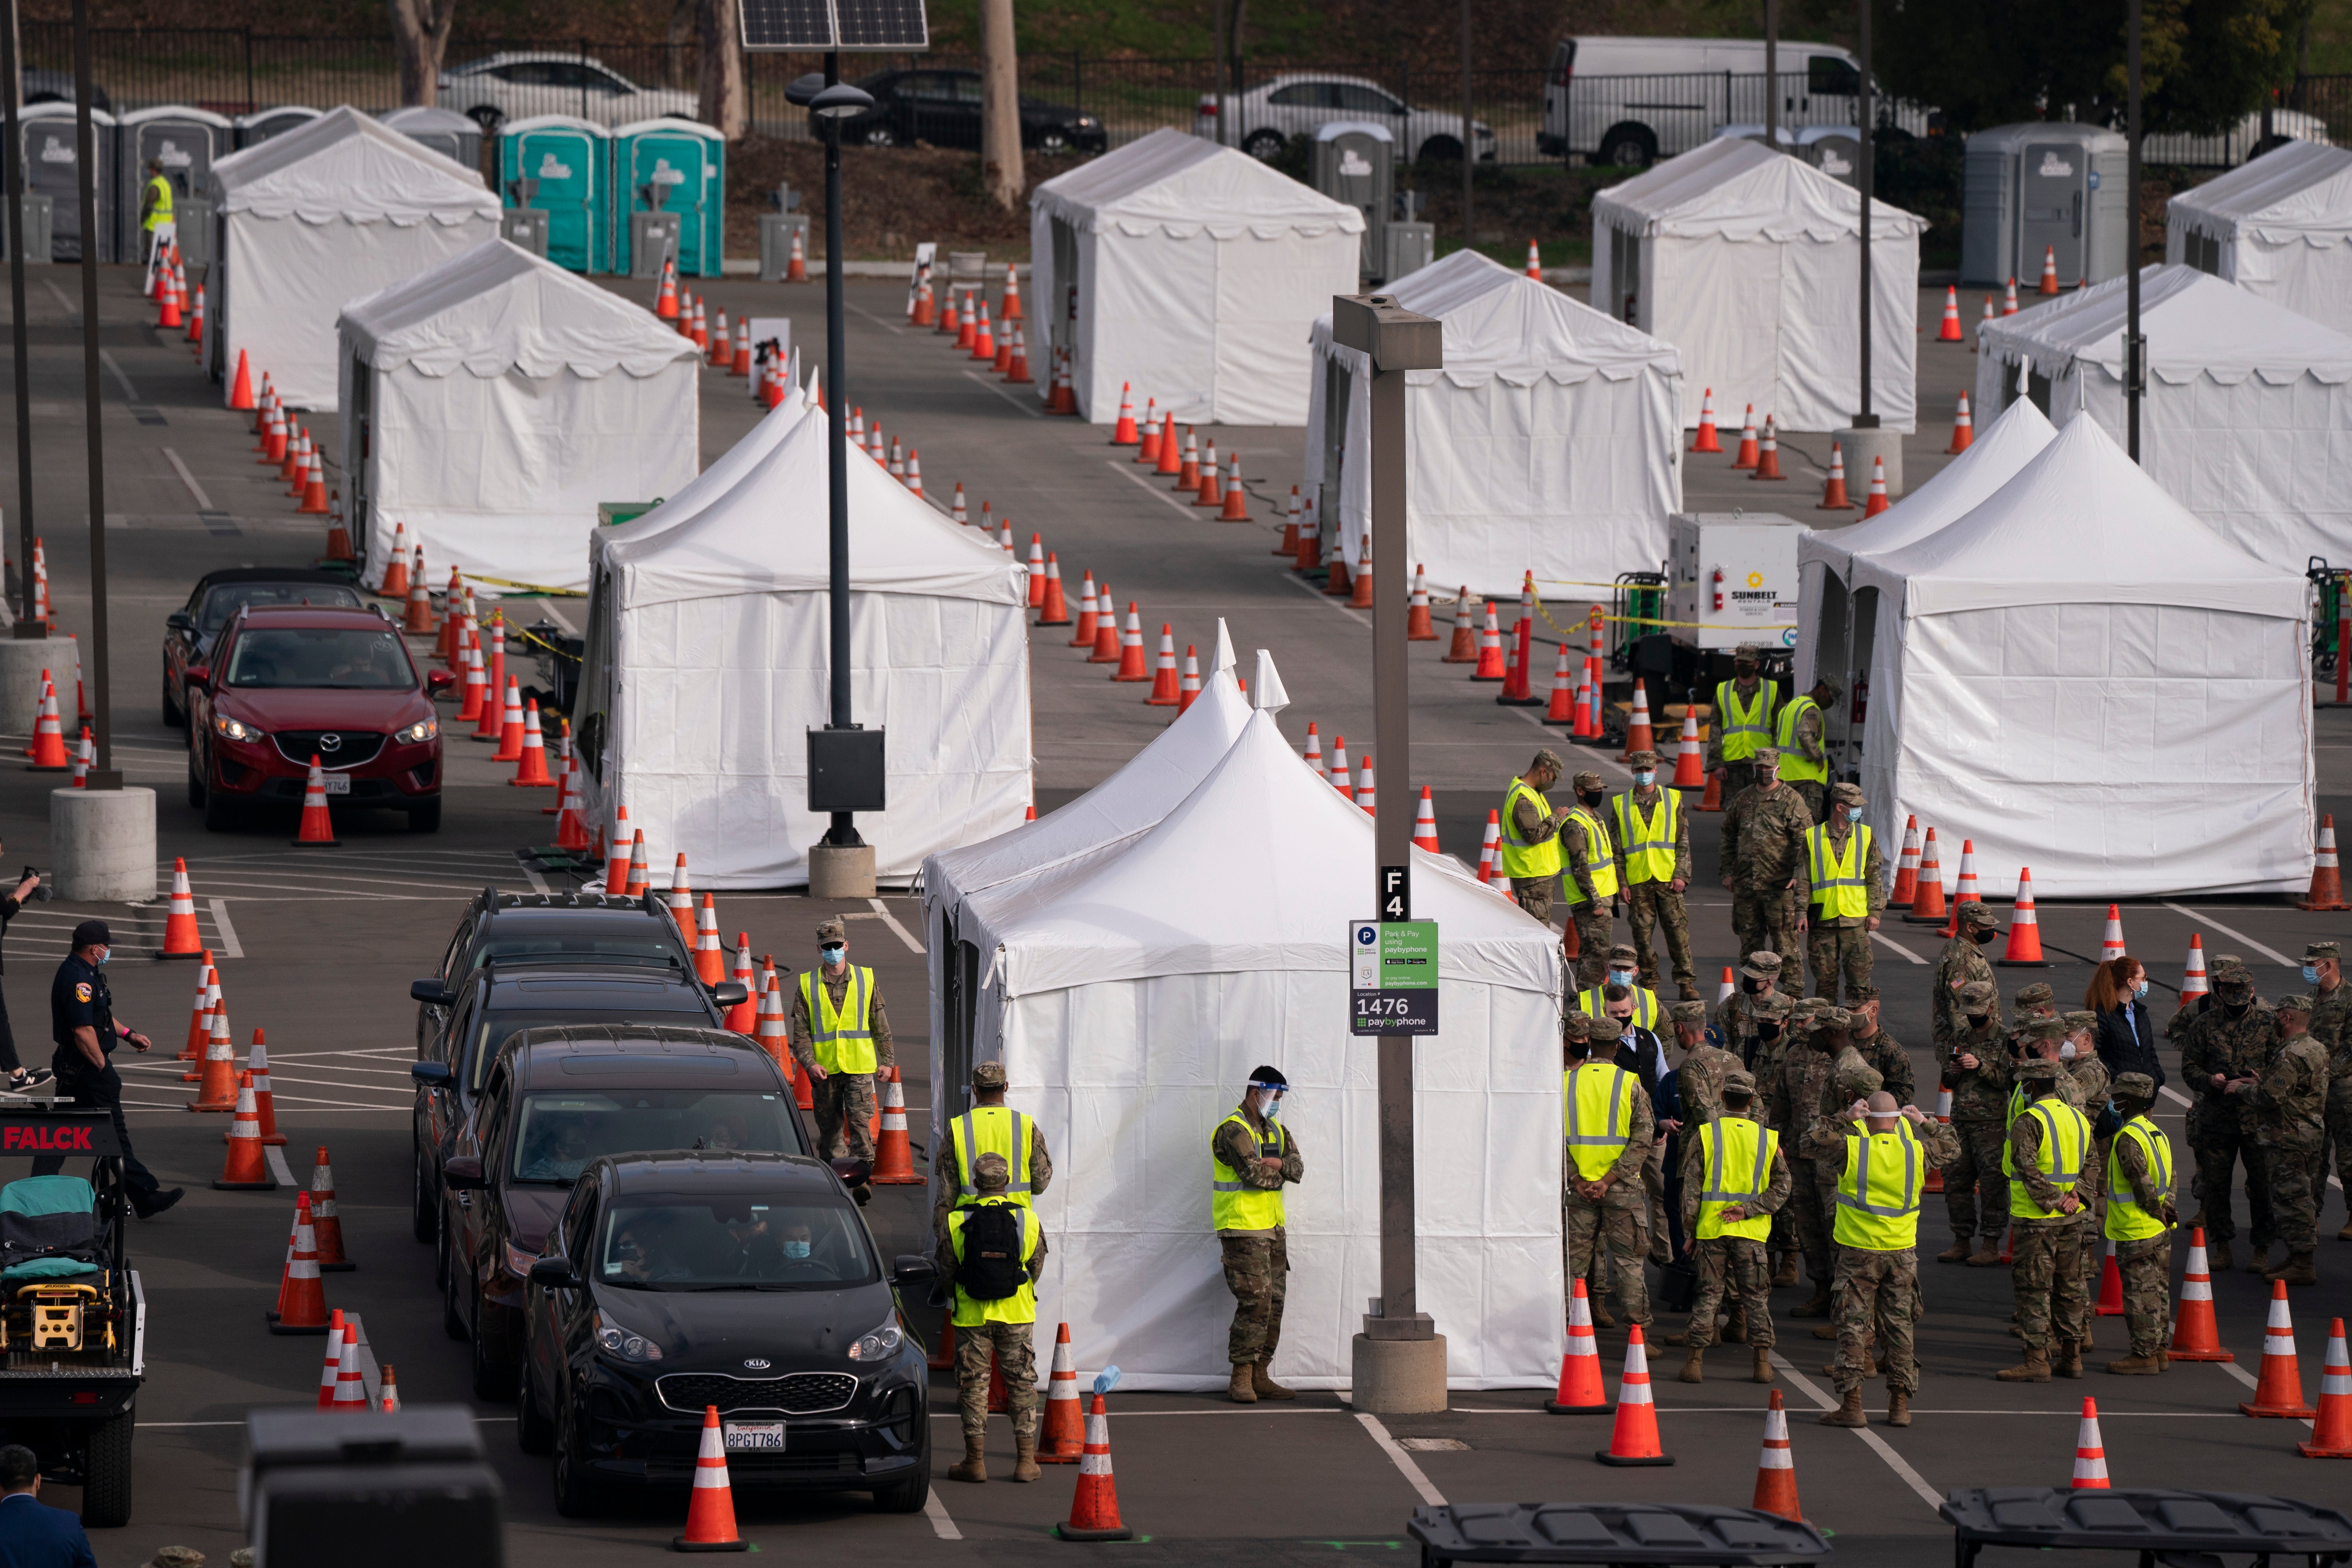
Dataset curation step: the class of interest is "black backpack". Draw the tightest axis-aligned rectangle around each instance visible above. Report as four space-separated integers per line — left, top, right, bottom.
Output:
956 1203 1027 1301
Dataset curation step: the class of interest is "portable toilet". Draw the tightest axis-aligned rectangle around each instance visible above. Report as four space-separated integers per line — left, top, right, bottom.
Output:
13 103 117 261
498 114 610 273
381 106 483 174
1797 124 1862 188
612 117 724 278
235 106 323 149
1962 122 2130 288
115 105 232 265
1309 120 1391 281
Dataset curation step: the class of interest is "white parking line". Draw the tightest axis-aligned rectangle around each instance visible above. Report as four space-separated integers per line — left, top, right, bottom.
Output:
1871 929 1927 965
265 1144 295 1186
1353 1411 1446 1507
966 369 1042 416
1775 1362 1942 1510
520 863 551 895
99 349 139 403
207 898 242 958
1108 457 1205 519
866 898 922 954
2160 905 2296 969
162 448 212 510
922 1490 962 1541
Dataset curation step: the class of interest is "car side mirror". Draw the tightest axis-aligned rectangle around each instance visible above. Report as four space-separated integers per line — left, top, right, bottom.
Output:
183 663 210 689
829 1156 872 1187
167 610 196 634
425 668 456 692
411 979 457 1005
410 1061 453 1087
711 980 749 1008
891 1254 938 1288
528 1255 577 1287
443 1156 487 1190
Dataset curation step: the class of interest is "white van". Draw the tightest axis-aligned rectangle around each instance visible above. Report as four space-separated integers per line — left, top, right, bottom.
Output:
1541 36 1892 168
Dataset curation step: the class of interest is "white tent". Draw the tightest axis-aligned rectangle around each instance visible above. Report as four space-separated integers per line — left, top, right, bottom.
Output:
1030 128 1364 427
336 238 701 595
1591 136 1926 432
209 105 502 410
576 388 1032 889
2167 141 2352 332
1850 412 2312 899
926 695 1563 1392
1306 248 1683 598
1974 265 2352 567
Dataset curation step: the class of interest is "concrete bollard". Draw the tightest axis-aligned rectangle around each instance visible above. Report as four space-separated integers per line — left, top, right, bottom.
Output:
51 787 156 903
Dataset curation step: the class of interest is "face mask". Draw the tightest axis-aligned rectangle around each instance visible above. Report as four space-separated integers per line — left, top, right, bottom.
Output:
1741 976 1759 995
2132 981 2149 998
1965 1012 1989 1028
2058 1042 2076 1060
1608 969 1635 988
1258 1091 1282 1119
821 944 846 968
1756 1022 1781 1043
1973 929 1997 946
1633 771 1656 787
2303 964 2320 985
2223 998 2251 1018
94 949 109 966
1579 791 1606 809
783 1241 811 1260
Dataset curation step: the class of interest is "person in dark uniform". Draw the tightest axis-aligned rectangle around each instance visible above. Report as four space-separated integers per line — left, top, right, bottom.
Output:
0 855 51 1093
29 920 181 1218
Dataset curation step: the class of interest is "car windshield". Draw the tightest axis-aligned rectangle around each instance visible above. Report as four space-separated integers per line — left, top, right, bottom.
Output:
509 1089 802 1184
473 931 686 974
599 1195 876 1289
224 627 414 690
200 582 365 634
466 1007 709 1090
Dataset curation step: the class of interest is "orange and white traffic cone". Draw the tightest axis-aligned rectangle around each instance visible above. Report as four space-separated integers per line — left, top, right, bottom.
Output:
229 348 256 410
729 318 750 375
690 296 709 352
1997 867 2049 965
1327 736 1350 795
333 1317 370 1410
1443 590 1478 661
1750 414 1786 480
1621 678 1655 759
508 700 554 785
298 446 330 514
1294 500 1321 571
292 757 339 846
2100 905 2127 965
675 1406 748 1550
970 300 995 362
182 959 215 1061
666 856 696 927
1546 1278 1610 1412
1175 646 1201 714
1668 710 1706 788
1004 323 1032 383
1069 573 1098 647
1038 1323 1085 1462
1948 393 1973 454
1470 603 1506 682
1056 1386 1134 1541
1112 604 1149 682
624 830 651 898
2169 1227 2233 1361
2004 276 2019 315
243 1027 285 1147
269 1195 331 1334
2241 1280 2317 1417
1543 644 1578 725
189 1000 241 1112
213 1073 277 1190
1568 661 1596 738
2298 1318 2352 1457
1353 753 1376 816
601 808 633 894
492 678 526 762
1731 405 1759 468
725 939 757 1034
1217 452 1250 520
553 755 590 854
2038 245 2060 294
1001 261 1023 321
1412 786 1441 852
317 1312 347 1404
1477 810 1501 885
1817 443 1853 510
185 981 224 1081
1979 294 1995 346
1145 625 1180 705
1690 388 1722 453
2298 814 2350 909
161 858 204 957
1136 402 1163 465
1038 554 1070 626
1939 838 1984 935
2070 1397 2111 1488
785 228 807 283
1525 237 1543 278
379 1365 402 1414
1862 456 1889 517
1025 533 1046 606
1089 581 1122 662
755 958 790 1065
870 1067 922 1183
310 1146 354 1270
26 676 68 769
656 258 679 318
456 635 486 725
71 727 89 786
1937 284 1964 342
1402 564 1436 640
1595 1326 1673 1465
1751 1390 1804 1520
2181 933 2210 1001
2094 1238 2125 1316
708 305 731 368
1195 439 1224 507
1906 828 1948 924
403 555 435 632
694 895 725 986
1174 426 1199 488
1889 816 1920 908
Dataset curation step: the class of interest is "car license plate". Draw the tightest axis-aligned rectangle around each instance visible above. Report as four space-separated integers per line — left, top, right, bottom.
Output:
724 1422 784 1452
318 774 350 795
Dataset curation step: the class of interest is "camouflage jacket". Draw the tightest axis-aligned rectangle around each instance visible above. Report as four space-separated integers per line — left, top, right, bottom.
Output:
1212 1107 1305 1193
1702 677 1777 770
1557 805 1608 907
2181 1002 2276 1132
1719 782 1814 891
1611 786 1694 886
2008 1096 2093 1216
2111 1125 2173 1215
1850 1023 1915 1107
2165 991 2219 1048
1769 1038 1837 1146
1790 818 1888 927
787 967 895 1070
1678 1118 1795 1234
2308 980 2352 1082
1939 1016 2013 1122
2065 1054 2110 1111
1564 1062 1655 1203
1714 989 1779 1065
1674 1041 1746 1125
1800 1112 1962 1176
1930 933 1999 1049
2234 1033 2328 1148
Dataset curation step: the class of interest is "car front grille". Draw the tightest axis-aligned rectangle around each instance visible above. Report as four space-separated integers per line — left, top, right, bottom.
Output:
655 1371 858 1416
272 731 385 769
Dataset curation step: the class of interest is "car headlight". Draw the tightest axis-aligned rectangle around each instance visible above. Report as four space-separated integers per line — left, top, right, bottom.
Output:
213 715 262 742
595 1312 664 1363
503 1240 539 1278
1076 116 1097 128
847 1315 904 1362
394 717 438 744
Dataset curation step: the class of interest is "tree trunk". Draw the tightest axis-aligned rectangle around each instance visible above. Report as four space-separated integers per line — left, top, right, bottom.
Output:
698 0 747 140
978 0 1022 211
666 0 697 91
387 0 459 109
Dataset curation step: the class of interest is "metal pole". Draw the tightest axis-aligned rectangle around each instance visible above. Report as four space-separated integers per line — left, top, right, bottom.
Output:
2125 0 2143 463
1369 349 1412 1332
1212 5 1227 147
1459 0 1473 254
1854 0 1875 428
71 0 111 786
2 0 38 633
1763 0 1777 151
822 49 857 847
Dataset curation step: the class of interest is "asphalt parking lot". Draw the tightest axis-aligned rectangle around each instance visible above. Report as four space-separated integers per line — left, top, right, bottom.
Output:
4 263 2350 1566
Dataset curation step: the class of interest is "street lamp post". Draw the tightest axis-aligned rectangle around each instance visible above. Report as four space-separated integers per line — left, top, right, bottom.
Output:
1854 0 1875 434
2 0 37 637
2126 0 2145 461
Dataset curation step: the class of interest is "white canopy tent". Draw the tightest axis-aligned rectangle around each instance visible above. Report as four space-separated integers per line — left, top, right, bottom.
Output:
209 106 501 410
2167 141 2352 332
1591 136 1925 432
336 238 700 595
1306 248 1684 598
1974 265 2352 567
1850 412 2312 899
576 387 1031 889
1030 128 1363 427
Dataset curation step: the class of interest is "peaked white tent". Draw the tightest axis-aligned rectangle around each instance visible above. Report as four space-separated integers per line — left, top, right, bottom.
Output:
1592 136 1925 431
2167 141 2352 332
1975 265 2352 566
1030 127 1364 427
577 389 1031 889
337 238 700 594
1851 413 2311 899
1307 248 1683 597
209 105 502 410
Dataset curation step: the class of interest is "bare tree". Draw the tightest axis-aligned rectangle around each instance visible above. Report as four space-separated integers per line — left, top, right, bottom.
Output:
387 0 460 109
666 0 697 90
978 0 1022 210
699 0 747 139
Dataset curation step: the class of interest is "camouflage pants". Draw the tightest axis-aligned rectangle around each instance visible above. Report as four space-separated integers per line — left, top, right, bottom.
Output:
1510 877 1554 925
2114 1234 2172 1357
2190 1125 2273 1246
1805 923 1873 1004
1686 1236 1773 1350
1564 1191 1651 1327
2011 1219 2086 1354
1564 901 1613 991
812 1071 878 1163
1942 1121 2012 1245
1789 1168 1833 1285
2261 1140 2322 1250
1623 880 1695 994
1221 1230 1289 1365
954 1318 1038 1441
1831 1245 1920 1395
1789 780 1826 823
1730 888 1801 991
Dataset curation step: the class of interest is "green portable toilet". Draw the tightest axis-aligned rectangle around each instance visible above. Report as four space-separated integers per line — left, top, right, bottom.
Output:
499 114 610 273
612 117 724 278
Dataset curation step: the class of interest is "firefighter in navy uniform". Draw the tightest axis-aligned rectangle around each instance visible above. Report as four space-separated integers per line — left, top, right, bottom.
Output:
30 920 182 1217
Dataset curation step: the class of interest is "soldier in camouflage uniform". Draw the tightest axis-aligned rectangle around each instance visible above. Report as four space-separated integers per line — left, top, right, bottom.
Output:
789 916 895 1165
1931 904 2004 1056
1939 979 2014 1264
2180 963 2275 1273
1809 1091 1961 1427
2228 994 2328 1287
1704 643 1780 819
936 1153 1045 1482
1716 951 1788 1067
1673 1069 1789 1384
2060 1011 2112 1332
2005 981 2059 1056
2000 1058 2093 1381
1503 750 1568 925
1846 987 1914 1106
2301 942 2352 1242
1773 676 1835 825
1563 1013 1657 1330
1792 781 1885 1003
1212 1068 1305 1402
1613 750 1698 1000
1719 746 1813 993
1770 1006 1844 1314
1660 999 1759 1350
2102 1073 2178 1374
1560 770 1620 991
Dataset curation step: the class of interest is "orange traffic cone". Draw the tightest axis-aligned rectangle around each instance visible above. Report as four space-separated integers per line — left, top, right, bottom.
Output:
1948 393 1974 454
2100 904 2127 964
2241 1281 2317 1417
1069 573 1098 647
2169 1227 2234 1361
675 1406 748 1551
1038 554 1070 625
292 757 339 846
656 258 679 318
2038 245 2060 294
725 940 757 1034
1862 456 1889 517
1025 534 1046 606
1750 414 1786 480
1109 383 1139 445
1622 678 1655 758
1543 644 1578 725
229 348 256 410
624 830 651 897
1751 1390 1804 1520
1443 590 1478 661
381 524 411 596
1301 723 1322 775
213 1072 277 1190
1937 285 1964 341
158 267 182 328
69 727 88 787
870 1067 922 1183
1293 499 1321 570
310 1146 354 1270
1173 426 1199 488
187 277 204 348
2094 1238 2125 1316
2181 933 2210 1001
1348 530 1376 608
2298 1318 2352 1457
1403 565 1436 640
182 958 215 1060
2005 277 2019 314
1038 1323 1085 1462
693 895 725 985
1543 1278 1613 1414
666 856 695 929
269 1194 331 1334
1001 261 1022 320
2298 814 2350 909
553 752 590 853
299 446 329 514
1217 451 1250 520
1731 405 1759 468
1175 646 1201 713
1905 828 1948 924
730 318 750 374
1470 603 1506 681
1112 604 1148 682
785 228 807 283
1412 786 1440 852
1690 388 1722 453
1595 1325 1673 1465
508 700 554 785
1817 443 1853 510
1477 810 1501 884
1195 439 1224 507
379 1365 402 1413
1890 816 1920 907
1325 547 1352 599
1326 736 1350 795
161 857 203 957
1056 1386 1134 1541
756 962 793 1075
1997 867 2049 965
1353 753 1376 815
1005 323 1032 383
1696 767 1722 812
243 1027 285 1147
970 300 995 361
332 1317 368 1410
708 305 731 368
317 1312 347 1404
1951 838 1983 909
26 675 68 769
2071 1397 2111 1488
1525 237 1543 278
189 1000 240 1111
1137 403 1163 465
602 809 633 893
402 555 435 632
1671 711 1706 788
491 678 525 762
1145 624 1180 704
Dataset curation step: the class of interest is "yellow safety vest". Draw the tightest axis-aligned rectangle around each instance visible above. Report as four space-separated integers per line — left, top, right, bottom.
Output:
1803 822 1873 920
1499 777 1563 880
798 966 877 1075
2105 1114 2174 1242
1563 1062 1639 1183
143 172 173 229
1696 1116 1775 1241
1833 1121 1925 1250
1210 1111 1287 1232
1611 789 1681 886
949 1105 1035 1207
1714 679 1778 761
948 1198 1039 1326
1577 984 1658 1033
1774 695 1827 784
1562 806 1619 905
2005 1097 2091 1220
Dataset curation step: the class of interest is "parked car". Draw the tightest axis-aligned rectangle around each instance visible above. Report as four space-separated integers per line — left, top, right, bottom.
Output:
183 603 453 833
837 69 1105 155
519 1149 933 1515
432 1025 795 1403
163 567 366 727
413 887 702 1063
20 69 109 111
1194 74 1495 163
438 52 697 133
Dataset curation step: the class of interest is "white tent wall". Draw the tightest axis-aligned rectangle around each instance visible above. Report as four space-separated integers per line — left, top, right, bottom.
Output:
2165 143 2352 332
1640 230 1780 428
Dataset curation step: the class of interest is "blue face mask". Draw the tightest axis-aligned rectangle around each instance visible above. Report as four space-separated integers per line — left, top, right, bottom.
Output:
1633 771 1656 787
1608 969 1635 988
783 1240 811 1260
94 949 109 966
2303 964 2320 985
822 944 846 968
2133 980 2149 998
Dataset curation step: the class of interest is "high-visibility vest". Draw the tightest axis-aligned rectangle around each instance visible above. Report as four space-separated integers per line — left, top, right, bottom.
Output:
1499 777 1563 880
1774 695 1828 783
1563 1062 1639 1183
143 172 173 228
948 1199 1039 1326
949 1105 1035 1206
1561 806 1619 904
2104 1114 2175 1242
1612 789 1681 886
1696 1116 1775 1241
1832 1121 1925 1250
799 966 877 1075
1210 1112 1288 1232
1803 822 1873 920
1577 984 1658 1033
1714 679 1778 761
2005 1097 2091 1220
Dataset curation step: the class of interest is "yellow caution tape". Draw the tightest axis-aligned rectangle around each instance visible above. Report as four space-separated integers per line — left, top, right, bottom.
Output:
505 622 581 664
463 575 586 597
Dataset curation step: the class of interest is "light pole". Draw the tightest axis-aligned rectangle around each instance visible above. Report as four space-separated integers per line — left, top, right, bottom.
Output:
2 0 36 636
1853 0 1875 434
2125 0 2145 461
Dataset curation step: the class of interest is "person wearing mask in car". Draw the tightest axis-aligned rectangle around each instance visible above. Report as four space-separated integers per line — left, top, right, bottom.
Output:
31 922 179 1218
1215 1066 1303 1404
934 1060 1053 1241
938 1152 1045 1485
790 917 894 1169
0 855 51 1094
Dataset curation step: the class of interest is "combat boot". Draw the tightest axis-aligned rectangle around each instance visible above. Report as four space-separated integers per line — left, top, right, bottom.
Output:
1724 1305 1748 1344
1751 1349 1775 1384
2186 1206 2208 1231
1789 1283 1833 1318
2207 1236 2233 1271
1966 1244 2002 1267
1817 1386 1866 1426
2054 1346 2084 1379
2266 1249 2318 1286
1589 1298 1617 1329
2104 1352 2163 1375
1771 1254 1800 1288
1811 1322 1838 1341
1936 1240 1972 1264
1227 1363 1258 1403
1657 1325 1692 1346
1886 1389 1911 1427
949 1434 988 1483
1251 1361 1297 1400
2338 1220 2352 1242
1996 1350 2052 1383
1011 1429 1041 1483
2245 1244 2273 1275
1678 1348 1704 1384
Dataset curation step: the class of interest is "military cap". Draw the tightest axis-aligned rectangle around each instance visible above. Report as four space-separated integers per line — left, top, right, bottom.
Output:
1742 951 1783 978
1812 675 1843 700
2014 981 2054 1007
1734 643 1764 661
1572 770 1607 792
1835 1059 1884 1098
816 916 849 942
1751 992 1795 1020
2274 993 2316 1014
2016 1057 2061 1082
1562 1010 1594 1040
1828 781 1866 807
971 1061 1008 1089
2212 955 2244 971
2212 962 2255 989
1724 1069 1757 1094
2112 1073 2156 1102
971 1152 1011 1191
1819 1006 1853 1031
144 1552 205 1568
1958 903 2001 930
2305 941 2339 964
2061 1010 2097 1030
1608 943 1640 963
1751 745 1780 766
1958 979 1998 1008
1530 748 1565 774
1847 983 1878 1002
1626 750 1662 769
1668 1000 1709 1024
1791 996 1830 1017
2026 1016 2069 1041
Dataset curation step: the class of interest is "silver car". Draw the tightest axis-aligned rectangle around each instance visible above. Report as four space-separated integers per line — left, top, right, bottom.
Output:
1196 73 1495 163
439 52 699 133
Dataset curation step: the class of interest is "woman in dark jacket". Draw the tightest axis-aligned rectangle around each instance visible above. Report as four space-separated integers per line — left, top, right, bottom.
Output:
2088 955 2163 1089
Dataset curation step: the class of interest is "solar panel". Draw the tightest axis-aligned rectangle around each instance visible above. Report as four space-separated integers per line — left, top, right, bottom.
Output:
739 0 927 51
739 0 840 51
835 0 928 49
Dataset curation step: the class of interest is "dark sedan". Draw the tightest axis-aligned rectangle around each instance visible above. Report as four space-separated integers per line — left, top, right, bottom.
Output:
519 1151 932 1516
841 69 1105 155
414 887 702 1062
163 567 367 727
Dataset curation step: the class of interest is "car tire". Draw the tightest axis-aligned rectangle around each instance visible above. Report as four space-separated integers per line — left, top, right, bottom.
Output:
1417 134 1464 162
412 1147 437 1244
201 778 238 832
470 1290 512 1402
862 123 897 147
1243 129 1285 161
78 1408 135 1528
552 1394 601 1518
466 105 503 135
1598 123 1657 170
517 1363 555 1455
872 1452 931 1515
408 799 442 833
